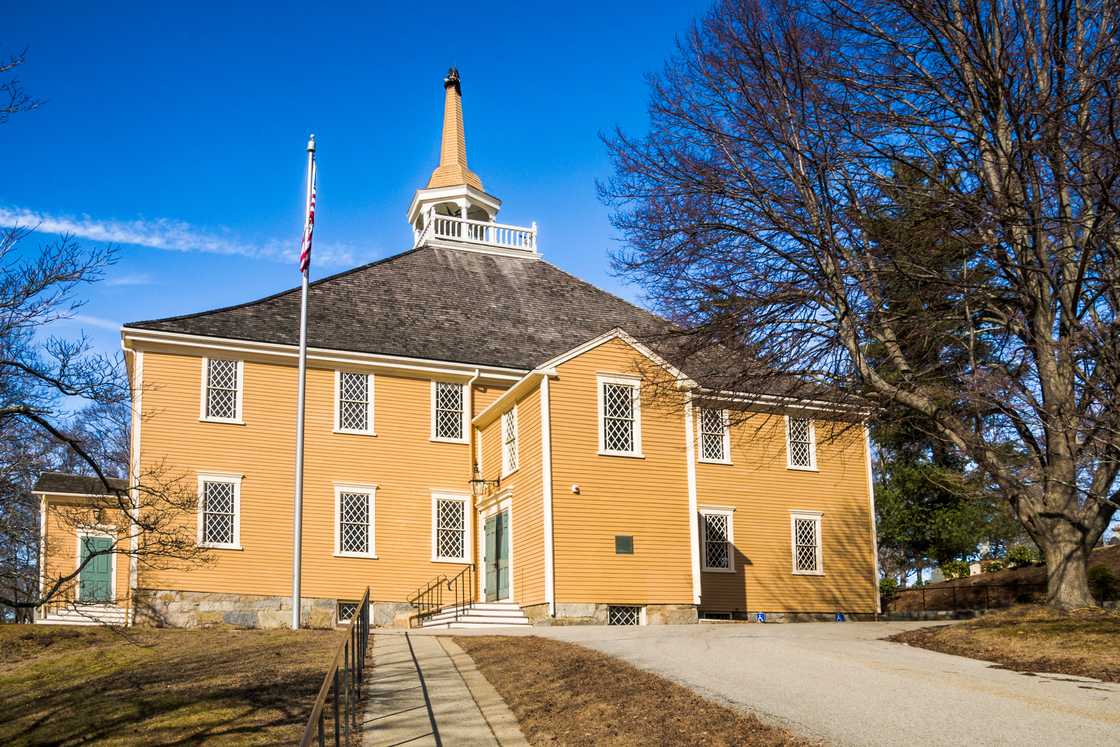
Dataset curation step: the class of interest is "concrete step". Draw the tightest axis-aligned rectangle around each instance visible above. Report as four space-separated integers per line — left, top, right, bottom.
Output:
37 605 129 626
418 601 531 629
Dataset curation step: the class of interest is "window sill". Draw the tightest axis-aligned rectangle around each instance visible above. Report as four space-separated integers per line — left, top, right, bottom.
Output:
199 543 243 551
793 570 825 576
597 450 645 459
698 458 733 466
430 436 469 445
333 428 377 437
500 467 519 480
199 417 245 426
702 567 736 574
786 465 819 472
432 557 470 564
334 551 378 559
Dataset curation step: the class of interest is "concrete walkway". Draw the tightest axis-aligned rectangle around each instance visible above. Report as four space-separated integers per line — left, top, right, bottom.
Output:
360 632 526 746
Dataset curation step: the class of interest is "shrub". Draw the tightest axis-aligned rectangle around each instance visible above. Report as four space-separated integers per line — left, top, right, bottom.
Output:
984 559 1005 573
879 577 899 605
1088 566 1119 603
1006 544 1040 568
940 560 971 580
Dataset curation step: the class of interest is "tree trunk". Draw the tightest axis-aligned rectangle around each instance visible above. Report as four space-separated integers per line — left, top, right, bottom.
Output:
1040 533 1096 609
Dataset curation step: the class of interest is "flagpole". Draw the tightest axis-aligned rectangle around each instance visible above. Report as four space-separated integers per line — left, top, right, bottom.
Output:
292 134 315 630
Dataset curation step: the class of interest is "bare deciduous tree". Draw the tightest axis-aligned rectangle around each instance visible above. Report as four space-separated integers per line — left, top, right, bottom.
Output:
604 0 1120 608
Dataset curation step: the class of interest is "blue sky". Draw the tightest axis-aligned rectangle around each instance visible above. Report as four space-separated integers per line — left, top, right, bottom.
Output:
5 1 708 356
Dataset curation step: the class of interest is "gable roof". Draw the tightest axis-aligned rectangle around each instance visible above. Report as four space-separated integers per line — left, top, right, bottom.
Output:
125 246 668 372
34 471 128 496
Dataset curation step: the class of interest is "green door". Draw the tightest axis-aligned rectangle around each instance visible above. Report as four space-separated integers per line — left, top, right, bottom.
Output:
78 536 113 603
483 512 510 602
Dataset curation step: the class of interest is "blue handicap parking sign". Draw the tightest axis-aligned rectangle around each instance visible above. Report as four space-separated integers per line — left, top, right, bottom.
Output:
756 612 766 623
835 612 846 622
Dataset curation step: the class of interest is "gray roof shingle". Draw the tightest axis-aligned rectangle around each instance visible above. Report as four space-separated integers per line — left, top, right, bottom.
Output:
126 246 669 371
34 472 128 495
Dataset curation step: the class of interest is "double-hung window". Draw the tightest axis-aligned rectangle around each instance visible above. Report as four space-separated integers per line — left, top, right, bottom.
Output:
201 358 243 422
700 507 734 572
597 375 642 457
197 473 241 549
335 484 376 558
698 408 731 464
786 416 817 470
336 371 375 435
431 381 467 442
501 407 519 477
791 511 823 574
432 494 469 562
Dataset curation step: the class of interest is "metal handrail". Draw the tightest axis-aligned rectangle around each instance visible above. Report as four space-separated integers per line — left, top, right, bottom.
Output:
299 587 371 747
407 565 475 627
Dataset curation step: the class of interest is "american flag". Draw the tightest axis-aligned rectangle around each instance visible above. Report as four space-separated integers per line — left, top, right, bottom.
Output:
299 163 316 274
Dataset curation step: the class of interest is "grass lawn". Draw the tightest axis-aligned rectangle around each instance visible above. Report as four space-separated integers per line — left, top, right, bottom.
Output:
455 635 809 746
891 605 1120 682
0 624 340 745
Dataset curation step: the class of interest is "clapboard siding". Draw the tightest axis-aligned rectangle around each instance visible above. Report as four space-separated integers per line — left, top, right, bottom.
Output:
41 501 131 606
138 348 506 603
548 338 694 605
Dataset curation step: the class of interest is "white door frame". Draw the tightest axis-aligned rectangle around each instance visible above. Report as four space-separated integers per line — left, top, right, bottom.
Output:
477 494 514 602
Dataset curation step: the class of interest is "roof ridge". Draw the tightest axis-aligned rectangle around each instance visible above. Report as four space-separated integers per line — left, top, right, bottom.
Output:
124 246 427 329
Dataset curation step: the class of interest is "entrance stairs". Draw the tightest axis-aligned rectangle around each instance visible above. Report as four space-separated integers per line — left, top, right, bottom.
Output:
36 604 129 626
416 601 531 629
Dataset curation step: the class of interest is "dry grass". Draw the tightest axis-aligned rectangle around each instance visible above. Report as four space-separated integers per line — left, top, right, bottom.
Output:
891 605 1120 682
456 635 810 746
0 624 340 745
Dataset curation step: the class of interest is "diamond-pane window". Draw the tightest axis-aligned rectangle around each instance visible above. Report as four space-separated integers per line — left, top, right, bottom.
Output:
337 602 358 623
502 409 519 476
435 497 467 561
201 480 237 546
338 490 372 554
702 512 731 570
205 359 240 420
601 381 638 454
434 382 465 441
788 417 815 468
793 515 822 573
608 605 642 626
700 409 728 462
338 372 371 432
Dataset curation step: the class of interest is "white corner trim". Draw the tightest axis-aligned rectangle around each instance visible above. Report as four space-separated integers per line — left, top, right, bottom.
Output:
864 423 882 613
333 370 377 436
196 472 243 550
333 482 378 558
431 492 471 563
540 376 556 616
683 395 702 604
597 374 644 458
38 494 47 608
199 357 245 425
128 349 143 602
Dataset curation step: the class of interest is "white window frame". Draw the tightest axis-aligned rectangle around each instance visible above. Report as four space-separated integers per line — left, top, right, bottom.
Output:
75 526 118 603
697 408 732 464
196 472 243 550
790 510 824 575
334 370 376 436
430 381 470 444
596 374 643 458
699 506 735 573
501 406 519 478
334 482 377 558
431 492 471 563
785 416 818 471
199 358 244 424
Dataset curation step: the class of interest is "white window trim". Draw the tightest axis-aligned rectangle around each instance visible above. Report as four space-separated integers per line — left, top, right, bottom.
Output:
697 408 732 465
596 374 643 458
196 472 243 550
430 380 470 444
199 357 245 424
699 506 735 573
500 405 519 478
75 527 118 604
431 492 471 563
333 370 376 436
790 510 824 575
785 415 818 471
333 482 377 558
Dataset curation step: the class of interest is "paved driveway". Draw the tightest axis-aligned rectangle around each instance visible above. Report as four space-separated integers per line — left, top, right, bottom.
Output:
525 622 1118 746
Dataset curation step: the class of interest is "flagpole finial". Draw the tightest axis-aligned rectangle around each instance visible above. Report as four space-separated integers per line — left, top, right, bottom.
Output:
307 133 316 152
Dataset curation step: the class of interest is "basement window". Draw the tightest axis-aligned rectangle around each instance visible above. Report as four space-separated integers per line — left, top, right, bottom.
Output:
337 601 358 623
608 605 643 626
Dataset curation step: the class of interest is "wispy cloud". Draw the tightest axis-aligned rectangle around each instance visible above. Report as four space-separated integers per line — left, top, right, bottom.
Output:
0 206 361 268
68 314 121 332
105 272 155 287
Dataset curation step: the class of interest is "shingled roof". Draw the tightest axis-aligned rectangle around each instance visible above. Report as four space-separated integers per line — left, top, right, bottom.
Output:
126 246 669 372
34 472 128 495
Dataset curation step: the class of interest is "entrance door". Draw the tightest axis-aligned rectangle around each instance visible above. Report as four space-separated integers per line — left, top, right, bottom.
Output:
78 535 113 604
483 511 510 602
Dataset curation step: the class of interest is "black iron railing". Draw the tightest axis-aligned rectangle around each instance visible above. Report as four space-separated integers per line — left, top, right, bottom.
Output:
299 587 371 747
407 565 475 627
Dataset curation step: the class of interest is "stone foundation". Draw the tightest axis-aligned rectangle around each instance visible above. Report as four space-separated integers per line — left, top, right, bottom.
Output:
521 602 551 624
548 602 698 625
135 589 339 629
